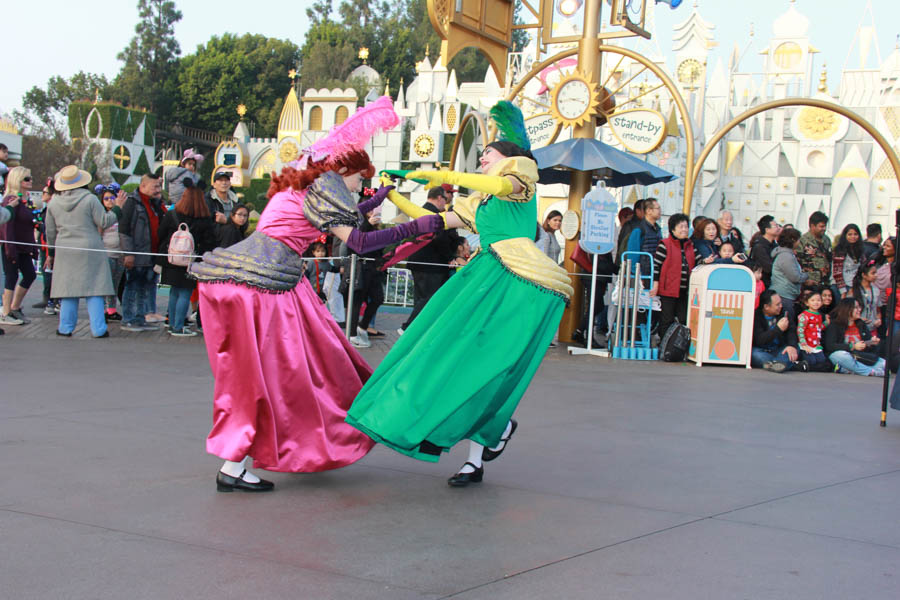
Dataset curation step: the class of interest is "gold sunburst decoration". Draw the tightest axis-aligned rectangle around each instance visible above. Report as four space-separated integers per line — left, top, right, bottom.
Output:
550 71 601 129
798 107 839 140
414 134 435 158
279 140 300 163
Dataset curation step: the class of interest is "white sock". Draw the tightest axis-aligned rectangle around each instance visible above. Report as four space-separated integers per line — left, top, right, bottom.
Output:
458 441 484 473
488 421 513 452
220 457 261 483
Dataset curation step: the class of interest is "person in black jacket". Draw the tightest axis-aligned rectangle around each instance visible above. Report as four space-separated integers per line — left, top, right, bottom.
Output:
156 183 216 336
216 203 249 248
823 297 886 376
398 185 462 333
615 199 644 269
752 289 804 373
749 215 781 288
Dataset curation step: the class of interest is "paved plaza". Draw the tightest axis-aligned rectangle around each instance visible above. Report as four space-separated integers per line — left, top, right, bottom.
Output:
2 292 900 599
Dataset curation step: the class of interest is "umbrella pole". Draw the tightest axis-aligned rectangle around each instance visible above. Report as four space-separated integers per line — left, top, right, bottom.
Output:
558 0 601 343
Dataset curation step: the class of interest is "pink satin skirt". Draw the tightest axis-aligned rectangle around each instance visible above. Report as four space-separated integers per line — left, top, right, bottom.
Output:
199 278 375 472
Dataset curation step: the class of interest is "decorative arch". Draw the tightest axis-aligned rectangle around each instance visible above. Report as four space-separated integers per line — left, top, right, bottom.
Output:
687 99 900 218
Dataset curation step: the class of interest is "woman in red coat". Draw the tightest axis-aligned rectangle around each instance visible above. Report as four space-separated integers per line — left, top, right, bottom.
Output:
651 213 696 335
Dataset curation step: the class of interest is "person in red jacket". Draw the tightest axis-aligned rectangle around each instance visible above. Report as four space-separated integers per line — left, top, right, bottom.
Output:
651 213 695 335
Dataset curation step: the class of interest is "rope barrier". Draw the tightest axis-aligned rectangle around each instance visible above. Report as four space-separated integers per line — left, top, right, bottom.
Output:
0 239 617 278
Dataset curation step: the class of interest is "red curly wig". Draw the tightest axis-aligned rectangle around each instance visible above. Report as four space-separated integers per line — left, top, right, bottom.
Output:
267 149 375 198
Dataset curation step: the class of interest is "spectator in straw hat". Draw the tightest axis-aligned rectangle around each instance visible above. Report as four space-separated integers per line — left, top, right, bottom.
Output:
45 166 127 337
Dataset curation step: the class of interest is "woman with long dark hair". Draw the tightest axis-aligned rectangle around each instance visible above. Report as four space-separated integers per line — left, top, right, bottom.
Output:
537 209 562 262
188 97 442 492
832 223 864 297
156 183 216 336
347 102 573 487
849 260 882 332
823 297 885 376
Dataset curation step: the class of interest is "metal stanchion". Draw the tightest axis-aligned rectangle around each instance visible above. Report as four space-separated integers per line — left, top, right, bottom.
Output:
622 259 633 351
614 265 625 352
344 254 358 340
630 264 641 355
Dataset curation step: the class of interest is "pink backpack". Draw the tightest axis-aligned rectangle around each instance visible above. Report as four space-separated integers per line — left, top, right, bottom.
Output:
167 222 195 266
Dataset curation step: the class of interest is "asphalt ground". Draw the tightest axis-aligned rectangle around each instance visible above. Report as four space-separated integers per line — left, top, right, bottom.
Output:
2 284 900 599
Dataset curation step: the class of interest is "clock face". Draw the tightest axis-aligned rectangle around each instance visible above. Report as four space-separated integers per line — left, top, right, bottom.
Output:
413 134 435 158
677 59 702 85
557 80 592 120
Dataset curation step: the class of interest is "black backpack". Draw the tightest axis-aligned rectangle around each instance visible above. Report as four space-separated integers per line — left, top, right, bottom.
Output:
659 320 691 362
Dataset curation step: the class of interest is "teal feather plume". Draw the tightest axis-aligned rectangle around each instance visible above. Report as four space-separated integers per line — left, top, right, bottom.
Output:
489 101 530 151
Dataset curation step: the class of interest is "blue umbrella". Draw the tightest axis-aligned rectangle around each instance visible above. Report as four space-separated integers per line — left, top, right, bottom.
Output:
532 138 677 188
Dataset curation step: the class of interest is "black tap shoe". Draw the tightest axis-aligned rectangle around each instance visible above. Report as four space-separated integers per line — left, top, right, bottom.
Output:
482 419 517 462
216 470 274 492
447 462 484 487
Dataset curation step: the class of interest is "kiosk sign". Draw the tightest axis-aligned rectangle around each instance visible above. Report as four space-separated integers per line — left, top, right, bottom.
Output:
580 186 617 254
608 108 666 154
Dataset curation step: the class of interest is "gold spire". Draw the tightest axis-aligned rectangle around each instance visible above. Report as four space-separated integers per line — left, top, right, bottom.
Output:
237 104 247 119
425 44 430 57
277 86 303 142
358 47 369 64
818 63 828 93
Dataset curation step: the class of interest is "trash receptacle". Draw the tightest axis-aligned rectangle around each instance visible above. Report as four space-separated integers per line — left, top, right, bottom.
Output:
687 265 755 368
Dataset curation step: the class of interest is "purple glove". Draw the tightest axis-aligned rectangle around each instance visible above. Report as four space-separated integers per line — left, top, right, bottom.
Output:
345 214 443 255
356 185 395 215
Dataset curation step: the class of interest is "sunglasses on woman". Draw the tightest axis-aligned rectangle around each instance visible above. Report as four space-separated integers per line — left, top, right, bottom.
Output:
23 177 32 182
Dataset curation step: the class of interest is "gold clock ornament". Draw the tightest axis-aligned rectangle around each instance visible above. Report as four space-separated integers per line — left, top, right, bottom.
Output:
414 134 436 158
676 58 703 86
551 71 600 129
279 140 300 163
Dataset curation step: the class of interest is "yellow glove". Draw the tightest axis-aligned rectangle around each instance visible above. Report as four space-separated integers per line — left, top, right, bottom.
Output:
405 170 514 197
383 182 449 228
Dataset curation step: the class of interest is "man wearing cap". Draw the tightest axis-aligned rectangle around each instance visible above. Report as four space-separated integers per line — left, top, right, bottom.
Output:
206 171 240 246
119 173 166 331
398 185 462 334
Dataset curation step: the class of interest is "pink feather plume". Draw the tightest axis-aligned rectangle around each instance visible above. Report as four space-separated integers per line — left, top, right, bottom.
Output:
305 96 400 162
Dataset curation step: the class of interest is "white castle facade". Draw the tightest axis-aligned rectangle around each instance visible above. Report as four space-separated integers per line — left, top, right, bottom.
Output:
217 2 900 238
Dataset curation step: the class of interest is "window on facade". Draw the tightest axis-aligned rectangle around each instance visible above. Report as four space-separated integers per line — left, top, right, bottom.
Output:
335 106 350 125
309 106 323 131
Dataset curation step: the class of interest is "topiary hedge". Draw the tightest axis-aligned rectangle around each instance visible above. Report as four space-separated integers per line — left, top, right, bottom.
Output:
68 102 154 145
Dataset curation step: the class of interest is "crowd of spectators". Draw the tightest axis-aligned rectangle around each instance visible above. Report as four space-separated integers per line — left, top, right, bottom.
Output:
0 152 264 338
3 158 900 381
608 197 899 376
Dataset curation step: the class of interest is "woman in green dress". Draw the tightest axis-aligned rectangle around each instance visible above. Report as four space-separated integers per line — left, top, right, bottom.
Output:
345 102 574 486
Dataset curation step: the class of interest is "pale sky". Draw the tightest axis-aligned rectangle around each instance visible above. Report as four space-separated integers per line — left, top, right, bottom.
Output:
2 1 897 118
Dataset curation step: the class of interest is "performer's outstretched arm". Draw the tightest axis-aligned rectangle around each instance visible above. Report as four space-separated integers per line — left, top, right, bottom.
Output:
330 213 443 255
404 169 523 197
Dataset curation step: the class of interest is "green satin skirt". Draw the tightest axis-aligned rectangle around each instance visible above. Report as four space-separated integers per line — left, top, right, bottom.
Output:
346 249 565 462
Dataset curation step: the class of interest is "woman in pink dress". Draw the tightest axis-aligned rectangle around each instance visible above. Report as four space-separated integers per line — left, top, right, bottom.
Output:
189 98 443 492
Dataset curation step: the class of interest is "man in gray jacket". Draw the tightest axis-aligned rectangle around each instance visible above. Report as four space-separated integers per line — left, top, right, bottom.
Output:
119 174 166 331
